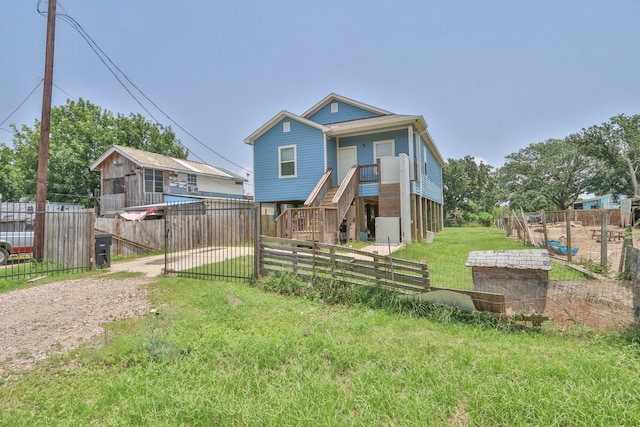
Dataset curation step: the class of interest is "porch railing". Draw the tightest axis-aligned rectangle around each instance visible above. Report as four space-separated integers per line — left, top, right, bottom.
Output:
332 165 358 222
276 207 338 243
304 168 333 207
359 163 379 184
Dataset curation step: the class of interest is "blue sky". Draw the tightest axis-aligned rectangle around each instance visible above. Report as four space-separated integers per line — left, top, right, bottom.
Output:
2 1 639 194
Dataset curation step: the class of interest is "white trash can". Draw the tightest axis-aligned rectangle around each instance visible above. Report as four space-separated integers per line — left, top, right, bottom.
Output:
426 231 435 243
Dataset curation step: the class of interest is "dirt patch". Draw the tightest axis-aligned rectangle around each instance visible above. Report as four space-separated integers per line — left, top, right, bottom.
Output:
529 222 630 272
545 280 635 331
0 276 152 375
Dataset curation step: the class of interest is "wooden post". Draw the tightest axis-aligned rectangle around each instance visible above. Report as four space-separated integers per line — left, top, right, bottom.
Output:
565 211 572 261
292 245 298 275
34 0 57 262
601 210 608 269
541 210 550 251
421 263 429 291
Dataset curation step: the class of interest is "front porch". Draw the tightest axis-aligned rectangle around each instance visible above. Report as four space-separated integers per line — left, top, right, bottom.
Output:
273 162 442 244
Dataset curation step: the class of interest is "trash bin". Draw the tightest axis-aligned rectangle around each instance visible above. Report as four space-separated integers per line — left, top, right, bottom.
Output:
95 233 113 268
425 231 435 243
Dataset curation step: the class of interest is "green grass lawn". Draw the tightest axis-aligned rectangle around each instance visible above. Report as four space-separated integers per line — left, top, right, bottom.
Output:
395 227 588 289
1 227 635 425
1 277 639 425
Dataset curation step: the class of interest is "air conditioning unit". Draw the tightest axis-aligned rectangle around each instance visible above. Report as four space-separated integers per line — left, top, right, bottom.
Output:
188 186 198 193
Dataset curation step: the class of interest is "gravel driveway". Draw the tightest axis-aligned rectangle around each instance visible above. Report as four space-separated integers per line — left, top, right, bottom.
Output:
0 275 151 375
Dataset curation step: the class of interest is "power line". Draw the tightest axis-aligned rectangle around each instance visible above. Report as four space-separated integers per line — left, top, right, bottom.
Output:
0 80 43 127
52 83 76 100
51 3 252 174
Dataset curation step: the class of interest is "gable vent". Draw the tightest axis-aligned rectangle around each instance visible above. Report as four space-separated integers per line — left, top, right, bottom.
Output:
283 121 290 132
331 102 338 113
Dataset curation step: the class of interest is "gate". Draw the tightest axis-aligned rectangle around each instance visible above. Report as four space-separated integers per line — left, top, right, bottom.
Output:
163 199 258 281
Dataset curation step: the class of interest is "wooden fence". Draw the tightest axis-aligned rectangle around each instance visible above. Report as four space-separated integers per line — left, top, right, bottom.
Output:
258 236 429 294
96 204 256 256
44 211 94 269
96 217 164 256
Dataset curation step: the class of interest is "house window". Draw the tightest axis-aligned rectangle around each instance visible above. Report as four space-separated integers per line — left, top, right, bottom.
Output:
279 145 296 178
144 169 164 193
283 121 290 133
331 102 339 113
374 140 394 160
187 174 198 192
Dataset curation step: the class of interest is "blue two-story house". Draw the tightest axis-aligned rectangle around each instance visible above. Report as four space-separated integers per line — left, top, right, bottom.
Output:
245 93 445 244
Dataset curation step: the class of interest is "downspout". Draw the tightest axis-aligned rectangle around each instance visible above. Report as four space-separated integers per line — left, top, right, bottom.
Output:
417 132 424 238
323 133 328 172
408 126 415 240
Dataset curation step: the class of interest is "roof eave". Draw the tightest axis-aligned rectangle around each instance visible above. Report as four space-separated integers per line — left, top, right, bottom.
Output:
244 110 329 145
302 93 393 119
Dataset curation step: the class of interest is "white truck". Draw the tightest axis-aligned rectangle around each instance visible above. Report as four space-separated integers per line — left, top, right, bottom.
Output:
0 231 34 265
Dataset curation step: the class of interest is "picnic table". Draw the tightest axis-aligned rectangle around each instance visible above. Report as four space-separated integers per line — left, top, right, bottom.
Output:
591 229 625 242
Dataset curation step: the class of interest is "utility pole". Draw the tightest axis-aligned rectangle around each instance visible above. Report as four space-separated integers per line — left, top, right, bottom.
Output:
34 0 56 262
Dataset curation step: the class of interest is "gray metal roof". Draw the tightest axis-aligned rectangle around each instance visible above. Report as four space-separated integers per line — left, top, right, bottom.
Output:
91 145 246 182
326 114 420 132
465 249 552 271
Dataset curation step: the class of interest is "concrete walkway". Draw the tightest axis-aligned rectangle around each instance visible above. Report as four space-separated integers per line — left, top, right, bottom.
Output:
105 246 252 277
104 242 403 278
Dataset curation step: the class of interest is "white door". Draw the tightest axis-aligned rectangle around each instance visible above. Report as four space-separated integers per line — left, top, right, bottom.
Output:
338 147 357 183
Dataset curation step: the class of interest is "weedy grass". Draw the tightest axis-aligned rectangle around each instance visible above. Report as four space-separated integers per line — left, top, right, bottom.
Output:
1 273 639 425
0 226 637 425
0 267 111 294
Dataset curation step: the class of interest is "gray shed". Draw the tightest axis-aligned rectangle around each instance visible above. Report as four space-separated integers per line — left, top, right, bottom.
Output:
466 249 551 313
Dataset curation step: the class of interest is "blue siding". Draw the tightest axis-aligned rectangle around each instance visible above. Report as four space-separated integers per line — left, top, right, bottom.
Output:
421 137 443 203
336 129 408 188
326 136 337 178
338 129 408 163
308 101 380 125
253 118 326 202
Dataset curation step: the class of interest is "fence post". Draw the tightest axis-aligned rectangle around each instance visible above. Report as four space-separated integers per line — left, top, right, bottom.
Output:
628 247 640 324
541 210 550 251
421 263 429 291
565 211 572 262
254 204 261 280
601 211 608 269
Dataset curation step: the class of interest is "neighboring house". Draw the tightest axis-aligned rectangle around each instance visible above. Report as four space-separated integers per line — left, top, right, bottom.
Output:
574 194 626 210
90 145 247 215
244 93 445 244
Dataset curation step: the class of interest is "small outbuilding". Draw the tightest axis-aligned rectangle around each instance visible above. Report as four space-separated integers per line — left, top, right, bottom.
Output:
466 249 551 314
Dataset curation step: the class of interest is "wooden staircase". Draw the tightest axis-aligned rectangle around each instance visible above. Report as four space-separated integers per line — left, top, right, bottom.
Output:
321 188 339 209
275 165 362 243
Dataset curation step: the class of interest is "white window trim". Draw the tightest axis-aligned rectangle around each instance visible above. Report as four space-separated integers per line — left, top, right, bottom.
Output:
423 146 428 177
144 168 164 194
278 144 297 178
374 139 395 160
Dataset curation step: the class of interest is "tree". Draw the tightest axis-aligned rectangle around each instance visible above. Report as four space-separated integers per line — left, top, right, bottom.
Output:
496 136 599 211
9 98 187 205
443 155 498 216
581 114 640 197
0 143 19 201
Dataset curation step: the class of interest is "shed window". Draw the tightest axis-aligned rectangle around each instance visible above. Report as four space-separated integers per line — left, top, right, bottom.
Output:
279 145 296 178
374 140 394 160
113 177 124 194
144 169 164 193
